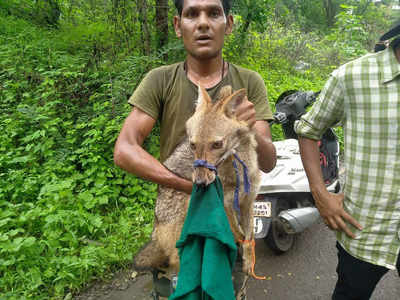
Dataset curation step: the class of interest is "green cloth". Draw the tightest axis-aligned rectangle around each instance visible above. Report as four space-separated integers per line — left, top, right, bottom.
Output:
169 177 237 300
128 62 273 162
294 46 400 269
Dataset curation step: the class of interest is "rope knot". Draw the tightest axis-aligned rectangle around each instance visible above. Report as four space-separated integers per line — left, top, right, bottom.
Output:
193 154 251 217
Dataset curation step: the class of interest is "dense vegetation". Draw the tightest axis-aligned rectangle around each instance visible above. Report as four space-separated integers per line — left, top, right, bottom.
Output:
0 0 398 299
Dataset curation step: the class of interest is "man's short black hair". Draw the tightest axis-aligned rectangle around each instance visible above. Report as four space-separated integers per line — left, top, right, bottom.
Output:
174 0 232 16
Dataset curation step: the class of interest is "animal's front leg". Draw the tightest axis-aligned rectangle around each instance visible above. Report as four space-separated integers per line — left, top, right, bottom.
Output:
238 195 255 275
224 204 245 242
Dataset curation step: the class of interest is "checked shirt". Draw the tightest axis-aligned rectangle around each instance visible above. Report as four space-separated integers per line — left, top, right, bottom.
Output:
295 47 400 269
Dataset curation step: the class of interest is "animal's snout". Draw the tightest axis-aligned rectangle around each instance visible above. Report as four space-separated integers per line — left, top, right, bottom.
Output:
193 167 216 186
195 179 207 188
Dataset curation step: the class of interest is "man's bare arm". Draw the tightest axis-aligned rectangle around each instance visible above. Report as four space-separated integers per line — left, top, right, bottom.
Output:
253 121 276 173
298 137 362 238
235 98 276 173
113 107 193 194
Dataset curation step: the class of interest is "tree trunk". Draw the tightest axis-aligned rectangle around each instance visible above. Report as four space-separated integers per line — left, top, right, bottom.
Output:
137 0 151 55
323 0 335 28
155 0 168 56
237 1 252 54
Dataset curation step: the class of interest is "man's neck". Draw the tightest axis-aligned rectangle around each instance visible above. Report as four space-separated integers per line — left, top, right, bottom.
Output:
185 55 226 89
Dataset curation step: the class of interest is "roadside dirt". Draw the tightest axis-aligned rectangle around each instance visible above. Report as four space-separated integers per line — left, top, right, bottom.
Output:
74 267 154 300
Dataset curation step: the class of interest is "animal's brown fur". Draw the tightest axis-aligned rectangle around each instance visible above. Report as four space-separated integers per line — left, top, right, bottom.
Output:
134 86 260 295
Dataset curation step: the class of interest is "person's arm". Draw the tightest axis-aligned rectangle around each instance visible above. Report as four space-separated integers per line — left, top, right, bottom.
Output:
239 71 276 172
235 98 276 173
294 70 362 238
113 107 193 194
298 137 362 238
253 120 276 173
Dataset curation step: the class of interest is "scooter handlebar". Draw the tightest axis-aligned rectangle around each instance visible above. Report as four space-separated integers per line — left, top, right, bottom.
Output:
272 111 288 124
274 91 319 122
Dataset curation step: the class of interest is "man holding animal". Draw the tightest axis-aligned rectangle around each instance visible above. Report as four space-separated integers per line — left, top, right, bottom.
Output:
114 0 276 193
114 0 276 298
295 26 400 299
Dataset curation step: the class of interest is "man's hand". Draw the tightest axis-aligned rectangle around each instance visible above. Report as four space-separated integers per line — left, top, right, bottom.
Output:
236 96 256 128
298 137 362 239
313 190 362 238
234 96 276 173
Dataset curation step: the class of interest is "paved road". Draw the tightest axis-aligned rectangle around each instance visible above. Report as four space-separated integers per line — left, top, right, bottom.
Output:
80 219 398 300
247 219 399 300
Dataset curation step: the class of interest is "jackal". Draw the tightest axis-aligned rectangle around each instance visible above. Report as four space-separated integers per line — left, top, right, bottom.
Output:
134 85 260 296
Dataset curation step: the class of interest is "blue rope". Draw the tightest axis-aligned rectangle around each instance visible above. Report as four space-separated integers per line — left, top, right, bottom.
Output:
232 159 241 214
193 154 251 217
193 159 218 173
233 153 251 194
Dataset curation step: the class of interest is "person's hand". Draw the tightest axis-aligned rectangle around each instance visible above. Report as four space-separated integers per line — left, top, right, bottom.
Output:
314 191 362 238
236 96 256 128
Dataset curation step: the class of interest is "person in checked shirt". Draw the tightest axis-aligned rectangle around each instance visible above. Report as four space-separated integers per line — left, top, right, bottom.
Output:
295 23 400 300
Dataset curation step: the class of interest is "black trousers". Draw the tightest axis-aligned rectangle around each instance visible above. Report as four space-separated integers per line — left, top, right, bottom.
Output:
332 242 400 300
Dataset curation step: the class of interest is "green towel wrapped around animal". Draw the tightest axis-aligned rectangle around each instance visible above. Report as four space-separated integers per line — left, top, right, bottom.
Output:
169 177 237 300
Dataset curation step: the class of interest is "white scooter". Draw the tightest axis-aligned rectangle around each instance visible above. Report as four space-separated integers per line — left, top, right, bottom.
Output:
254 90 340 253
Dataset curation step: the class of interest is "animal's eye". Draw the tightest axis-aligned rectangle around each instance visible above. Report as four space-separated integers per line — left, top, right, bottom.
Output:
190 142 196 150
212 141 223 149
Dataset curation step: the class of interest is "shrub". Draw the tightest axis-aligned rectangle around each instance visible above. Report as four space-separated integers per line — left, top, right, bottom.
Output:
0 14 157 299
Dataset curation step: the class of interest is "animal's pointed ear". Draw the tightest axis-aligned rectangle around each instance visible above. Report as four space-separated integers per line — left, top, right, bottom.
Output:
217 85 232 101
195 84 212 111
222 89 247 118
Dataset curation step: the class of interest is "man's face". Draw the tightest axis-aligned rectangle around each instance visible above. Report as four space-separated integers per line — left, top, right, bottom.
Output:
174 0 233 60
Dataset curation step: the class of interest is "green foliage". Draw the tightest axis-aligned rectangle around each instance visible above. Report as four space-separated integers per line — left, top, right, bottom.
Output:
276 0 393 36
232 0 276 32
1 0 61 27
325 5 370 60
277 0 331 31
224 21 328 90
0 14 157 299
316 3 391 64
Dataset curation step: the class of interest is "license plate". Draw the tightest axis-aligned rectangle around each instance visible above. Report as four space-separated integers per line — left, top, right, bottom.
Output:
253 201 271 217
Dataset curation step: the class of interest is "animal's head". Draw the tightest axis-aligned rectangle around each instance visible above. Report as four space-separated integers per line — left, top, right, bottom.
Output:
186 85 250 186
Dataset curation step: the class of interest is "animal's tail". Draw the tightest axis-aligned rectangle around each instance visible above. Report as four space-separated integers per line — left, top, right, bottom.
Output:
133 240 168 271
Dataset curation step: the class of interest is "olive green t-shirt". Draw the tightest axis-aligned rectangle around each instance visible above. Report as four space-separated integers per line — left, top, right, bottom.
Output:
128 62 273 162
